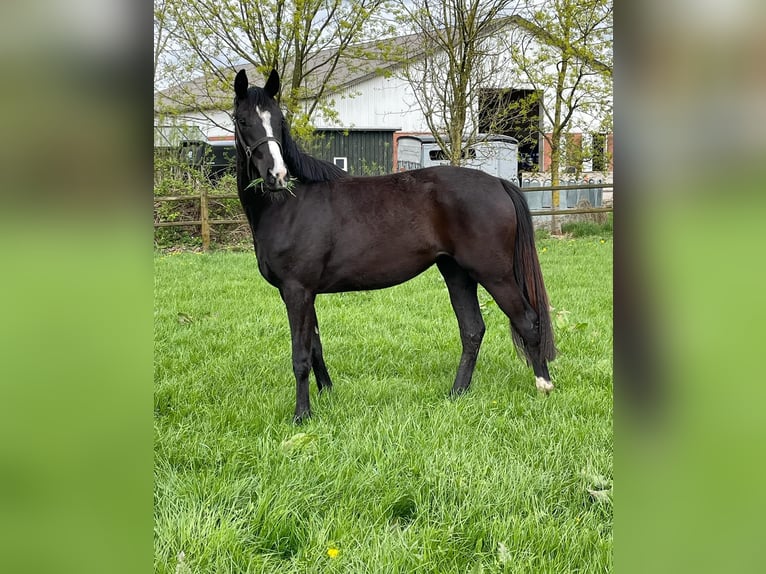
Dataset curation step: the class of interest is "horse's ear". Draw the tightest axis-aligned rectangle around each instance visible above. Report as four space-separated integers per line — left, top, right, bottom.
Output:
264 69 280 99
234 69 248 100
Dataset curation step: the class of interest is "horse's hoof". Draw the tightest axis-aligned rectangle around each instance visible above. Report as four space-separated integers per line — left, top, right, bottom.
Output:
293 410 312 424
318 383 333 394
535 377 554 394
449 386 469 398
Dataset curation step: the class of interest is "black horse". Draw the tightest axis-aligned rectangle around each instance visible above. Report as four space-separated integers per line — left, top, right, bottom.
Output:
233 69 556 422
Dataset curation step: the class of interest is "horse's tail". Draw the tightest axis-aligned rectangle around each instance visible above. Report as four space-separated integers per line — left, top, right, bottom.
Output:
501 179 557 363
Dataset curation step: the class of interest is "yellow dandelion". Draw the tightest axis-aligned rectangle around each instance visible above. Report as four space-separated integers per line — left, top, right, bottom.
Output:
600 239 605 244
327 547 340 559
542 247 548 253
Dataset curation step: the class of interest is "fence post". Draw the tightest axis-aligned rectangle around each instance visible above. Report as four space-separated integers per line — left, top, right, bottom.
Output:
200 185 210 252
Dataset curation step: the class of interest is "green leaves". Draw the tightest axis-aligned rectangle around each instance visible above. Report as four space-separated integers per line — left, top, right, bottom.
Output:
246 177 298 195
581 467 613 505
156 0 389 133
177 312 194 325
280 432 318 456
245 177 265 191
552 307 589 333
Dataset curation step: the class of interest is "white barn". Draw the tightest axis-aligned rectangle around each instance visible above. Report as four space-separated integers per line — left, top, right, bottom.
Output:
155 28 612 177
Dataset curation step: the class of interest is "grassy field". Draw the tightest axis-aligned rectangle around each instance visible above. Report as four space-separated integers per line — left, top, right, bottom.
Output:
154 234 612 573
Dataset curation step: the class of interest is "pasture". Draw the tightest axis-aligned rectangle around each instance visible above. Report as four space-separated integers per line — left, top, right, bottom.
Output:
154 234 612 573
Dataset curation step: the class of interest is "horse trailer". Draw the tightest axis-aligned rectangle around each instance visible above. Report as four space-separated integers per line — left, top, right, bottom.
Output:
396 134 519 184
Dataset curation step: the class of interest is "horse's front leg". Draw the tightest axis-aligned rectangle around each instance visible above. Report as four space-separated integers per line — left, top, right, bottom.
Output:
281 283 316 423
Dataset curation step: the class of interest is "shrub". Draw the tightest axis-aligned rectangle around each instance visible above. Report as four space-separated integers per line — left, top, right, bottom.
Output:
154 150 250 250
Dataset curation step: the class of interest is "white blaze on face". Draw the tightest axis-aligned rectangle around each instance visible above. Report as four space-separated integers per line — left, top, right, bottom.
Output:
255 105 287 185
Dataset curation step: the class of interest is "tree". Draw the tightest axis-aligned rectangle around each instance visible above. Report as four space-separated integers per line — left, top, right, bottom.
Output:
394 0 518 166
504 0 613 230
154 0 174 86
155 0 391 140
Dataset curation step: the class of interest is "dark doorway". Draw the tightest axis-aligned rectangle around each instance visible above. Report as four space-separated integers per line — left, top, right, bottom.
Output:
479 88 542 173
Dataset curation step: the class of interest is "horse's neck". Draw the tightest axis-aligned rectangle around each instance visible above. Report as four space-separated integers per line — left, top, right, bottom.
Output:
238 176 303 237
237 172 270 226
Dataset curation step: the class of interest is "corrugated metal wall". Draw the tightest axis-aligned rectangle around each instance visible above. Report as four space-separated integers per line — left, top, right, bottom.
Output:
308 130 395 175
312 75 427 132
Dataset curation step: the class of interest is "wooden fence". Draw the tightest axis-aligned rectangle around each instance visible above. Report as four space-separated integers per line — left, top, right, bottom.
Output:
154 188 244 250
154 182 613 251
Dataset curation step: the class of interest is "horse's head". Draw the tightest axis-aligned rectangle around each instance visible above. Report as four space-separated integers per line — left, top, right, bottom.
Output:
233 69 289 191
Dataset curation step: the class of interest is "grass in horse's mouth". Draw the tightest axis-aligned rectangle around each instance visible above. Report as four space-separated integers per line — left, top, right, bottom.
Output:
246 177 296 195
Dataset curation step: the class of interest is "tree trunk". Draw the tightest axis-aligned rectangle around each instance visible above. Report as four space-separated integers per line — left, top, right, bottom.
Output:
549 136 561 234
449 79 469 166
550 56 568 235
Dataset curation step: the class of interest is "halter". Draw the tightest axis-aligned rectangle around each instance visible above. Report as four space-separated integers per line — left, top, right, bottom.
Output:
234 125 283 186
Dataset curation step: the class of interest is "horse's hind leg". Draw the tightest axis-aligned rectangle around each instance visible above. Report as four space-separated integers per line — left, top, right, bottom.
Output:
310 308 333 392
437 257 485 395
481 279 554 393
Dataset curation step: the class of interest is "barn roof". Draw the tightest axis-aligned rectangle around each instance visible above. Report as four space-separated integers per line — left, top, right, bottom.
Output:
154 32 424 115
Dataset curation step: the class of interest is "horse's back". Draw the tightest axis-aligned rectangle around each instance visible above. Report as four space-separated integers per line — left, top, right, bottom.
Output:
325 165 517 242
360 165 509 192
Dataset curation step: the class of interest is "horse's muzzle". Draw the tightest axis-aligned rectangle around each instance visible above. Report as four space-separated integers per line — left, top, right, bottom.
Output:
267 167 288 191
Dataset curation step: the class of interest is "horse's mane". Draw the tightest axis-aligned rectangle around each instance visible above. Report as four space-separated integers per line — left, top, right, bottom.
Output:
280 119 349 183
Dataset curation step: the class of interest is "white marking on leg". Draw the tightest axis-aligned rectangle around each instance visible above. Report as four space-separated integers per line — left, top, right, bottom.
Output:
255 106 287 186
536 376 554 393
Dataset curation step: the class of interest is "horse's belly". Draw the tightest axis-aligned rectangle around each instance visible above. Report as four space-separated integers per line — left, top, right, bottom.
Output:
319 249 436 293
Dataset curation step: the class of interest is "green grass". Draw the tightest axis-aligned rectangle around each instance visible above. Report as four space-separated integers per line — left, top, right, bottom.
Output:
154 236 613 573
560 213 613 238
